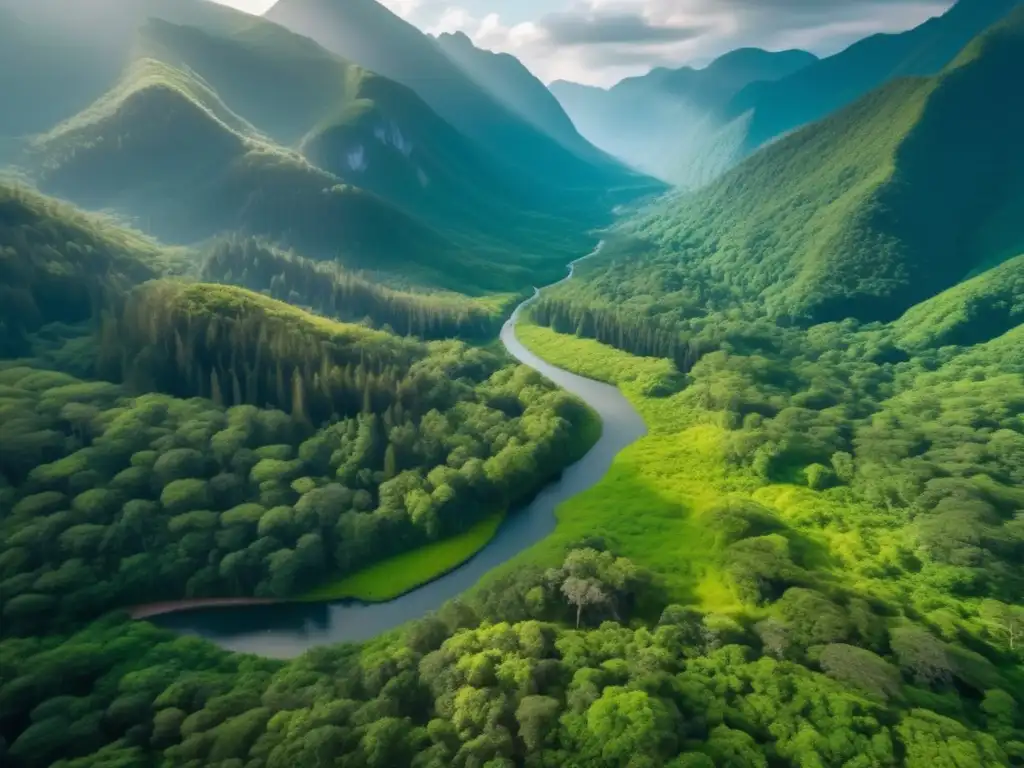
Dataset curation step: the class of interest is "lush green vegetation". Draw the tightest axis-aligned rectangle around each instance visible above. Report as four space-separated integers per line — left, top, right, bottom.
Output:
487 19 1024 764
510 305 1024 758
300 511 504 602
201 237 512 341
0 3 1020 767
2 541 1021 768
575 9 1024 326
0 284 597 635
264 0 658 204
0 182 191 357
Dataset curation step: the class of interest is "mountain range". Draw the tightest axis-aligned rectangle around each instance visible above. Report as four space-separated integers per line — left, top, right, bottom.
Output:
552 0 1021 186
551 47 818 186
263 0 651 200
614 4 1024 323
1 1 1023 766
0 0 662 294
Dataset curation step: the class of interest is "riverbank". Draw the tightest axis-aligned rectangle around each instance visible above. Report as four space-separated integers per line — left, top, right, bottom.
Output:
132 399 602 621
131 597 279 620
144 245 648 654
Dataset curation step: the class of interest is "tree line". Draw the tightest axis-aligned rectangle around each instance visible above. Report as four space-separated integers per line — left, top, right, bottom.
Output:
529 295 714 375
201 238 507 342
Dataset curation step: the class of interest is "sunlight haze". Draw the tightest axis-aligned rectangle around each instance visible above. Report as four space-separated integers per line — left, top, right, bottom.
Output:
210 0 956 85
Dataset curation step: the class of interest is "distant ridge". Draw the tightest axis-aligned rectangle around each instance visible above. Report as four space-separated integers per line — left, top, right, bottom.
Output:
434 31 611 164
264 0 660 202
550 48 817 185
619 5 1024 324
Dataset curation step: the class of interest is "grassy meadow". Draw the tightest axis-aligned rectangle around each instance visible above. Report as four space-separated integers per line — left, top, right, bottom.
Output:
300 511 505 602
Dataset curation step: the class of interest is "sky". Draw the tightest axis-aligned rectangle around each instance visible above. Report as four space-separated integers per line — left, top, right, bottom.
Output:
212 0 956 86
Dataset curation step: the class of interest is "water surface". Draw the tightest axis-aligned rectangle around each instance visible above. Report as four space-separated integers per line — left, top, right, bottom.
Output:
152 247 647 657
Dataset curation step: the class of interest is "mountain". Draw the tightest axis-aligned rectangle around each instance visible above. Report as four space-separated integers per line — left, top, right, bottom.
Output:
616 6 1024 324
550 48 817 185
718 0 1022 164
28 57 518 293
6 6 611 294
263 0 657 203
133 16 587 260
618 48 820 104
433 31 608 163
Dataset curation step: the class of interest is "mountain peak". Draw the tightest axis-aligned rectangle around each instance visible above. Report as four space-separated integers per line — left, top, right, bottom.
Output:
436 30 473 46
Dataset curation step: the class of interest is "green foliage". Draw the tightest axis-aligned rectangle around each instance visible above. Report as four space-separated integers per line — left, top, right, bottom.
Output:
584 11 1024 325
301 511 505 602
0 348 596 632
201 237 510 340
265 0 656 204
0 182 188 357
2 614 1017 768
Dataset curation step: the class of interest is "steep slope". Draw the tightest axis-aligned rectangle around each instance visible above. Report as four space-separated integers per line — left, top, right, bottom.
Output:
0 182 187 355
720 0 1021 161
894 254 1024 349
434 31 609 163
618 7 1024 324
550 48 817 185
137 17 588 265
28 59 521 294
263 0 658 205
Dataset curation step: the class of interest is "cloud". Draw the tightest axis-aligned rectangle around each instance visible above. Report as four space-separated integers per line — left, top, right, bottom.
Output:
541 11 706 46
378 0 422 18
417 0 953 86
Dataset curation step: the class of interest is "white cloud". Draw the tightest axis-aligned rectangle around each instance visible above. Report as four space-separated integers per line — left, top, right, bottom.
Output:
416 0 952 86
379 0 422 19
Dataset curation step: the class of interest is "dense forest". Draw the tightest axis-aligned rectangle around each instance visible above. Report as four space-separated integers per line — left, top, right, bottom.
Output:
200 238 509 342
1 0 1022 766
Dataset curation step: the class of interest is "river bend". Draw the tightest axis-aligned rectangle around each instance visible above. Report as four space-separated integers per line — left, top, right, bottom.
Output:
151 245 647 658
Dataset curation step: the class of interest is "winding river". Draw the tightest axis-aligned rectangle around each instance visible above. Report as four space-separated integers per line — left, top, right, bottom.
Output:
149 244 647 658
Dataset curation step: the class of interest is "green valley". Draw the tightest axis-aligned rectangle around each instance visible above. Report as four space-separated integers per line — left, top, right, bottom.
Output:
0 0 1021 767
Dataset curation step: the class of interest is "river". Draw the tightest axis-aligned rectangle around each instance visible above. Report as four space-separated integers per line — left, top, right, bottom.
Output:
149 244 647 658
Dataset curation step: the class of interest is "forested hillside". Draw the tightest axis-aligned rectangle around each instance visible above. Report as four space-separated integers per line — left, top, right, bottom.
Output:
590 8 1024 325
0 183 190 357
433 31 608 164
135 15 595 246
0 0 1021 766
722 0 1022 155
20 23 587 293
263 0 657 201
1 0 657 296
0 177 599 647
551 0 1019 187
28 61 478 288
512 14 1024 764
